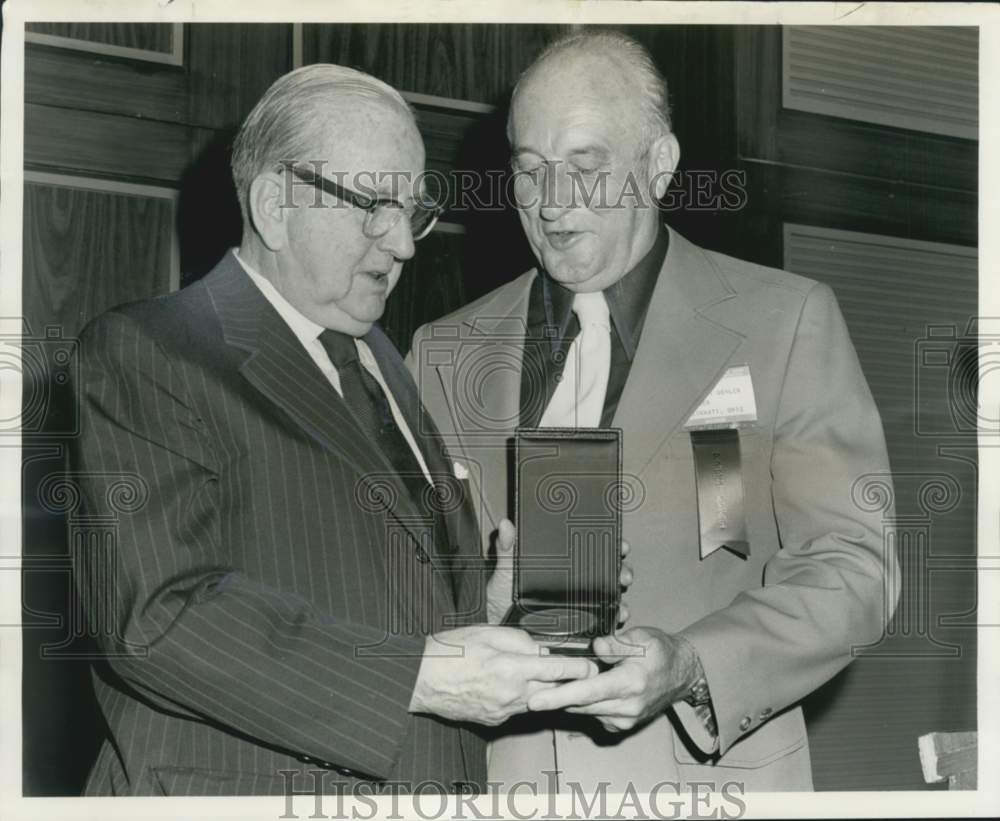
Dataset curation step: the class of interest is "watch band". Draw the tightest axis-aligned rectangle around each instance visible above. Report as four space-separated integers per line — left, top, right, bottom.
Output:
685 675 712 708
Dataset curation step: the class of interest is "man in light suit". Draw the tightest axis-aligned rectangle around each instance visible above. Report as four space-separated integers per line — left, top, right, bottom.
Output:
409 31 899 792
69 64 597 797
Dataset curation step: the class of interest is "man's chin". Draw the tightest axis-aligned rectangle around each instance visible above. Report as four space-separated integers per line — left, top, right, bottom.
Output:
540 254 594 286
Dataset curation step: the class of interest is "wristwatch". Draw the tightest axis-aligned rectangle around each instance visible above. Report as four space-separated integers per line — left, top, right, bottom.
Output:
684 675 712 708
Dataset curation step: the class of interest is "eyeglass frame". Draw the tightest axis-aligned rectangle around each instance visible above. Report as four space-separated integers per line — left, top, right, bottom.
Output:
284 164 444 241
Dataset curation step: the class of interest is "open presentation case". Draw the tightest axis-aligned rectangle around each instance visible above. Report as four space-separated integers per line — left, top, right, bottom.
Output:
503 428 622 655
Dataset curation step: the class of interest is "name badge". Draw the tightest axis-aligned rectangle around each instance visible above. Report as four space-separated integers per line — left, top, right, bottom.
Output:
686 366 755 559
684 365 758 429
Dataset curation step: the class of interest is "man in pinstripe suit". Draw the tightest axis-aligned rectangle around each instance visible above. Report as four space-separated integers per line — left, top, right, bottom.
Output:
69 64 596 797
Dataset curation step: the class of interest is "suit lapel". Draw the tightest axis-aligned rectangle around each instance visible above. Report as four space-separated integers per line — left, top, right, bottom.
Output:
439 273 535 536
366 325 478 543
613 228 744 478
368 326 484 611
204 253 449 582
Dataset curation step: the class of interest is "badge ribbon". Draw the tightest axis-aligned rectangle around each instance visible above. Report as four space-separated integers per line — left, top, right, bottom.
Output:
684 365 757 560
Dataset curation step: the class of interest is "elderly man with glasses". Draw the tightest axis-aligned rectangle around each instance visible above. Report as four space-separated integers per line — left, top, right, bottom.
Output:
69 64 598 797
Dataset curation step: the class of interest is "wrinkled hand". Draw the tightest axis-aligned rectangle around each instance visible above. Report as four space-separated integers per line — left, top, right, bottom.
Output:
409 624 598 726
485 519 634 626
525 627 700 733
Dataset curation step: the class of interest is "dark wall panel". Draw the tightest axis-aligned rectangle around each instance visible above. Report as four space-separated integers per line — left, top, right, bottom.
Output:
26 23 176 54
22 180 177 796
303 23 568 105
731 26 978 791
25 45 188 122
23 182 176 338
24 103 201 185
383 228 466 354
187 24 293 130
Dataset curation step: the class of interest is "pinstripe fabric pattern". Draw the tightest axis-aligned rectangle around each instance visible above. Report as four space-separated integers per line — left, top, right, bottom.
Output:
71 252 487 796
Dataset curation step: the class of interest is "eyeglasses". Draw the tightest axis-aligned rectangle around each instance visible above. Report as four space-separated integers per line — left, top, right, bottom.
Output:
288 166 443 241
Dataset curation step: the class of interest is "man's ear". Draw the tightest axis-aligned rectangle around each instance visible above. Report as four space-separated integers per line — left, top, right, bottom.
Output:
248 171 290 251
647 132 681 201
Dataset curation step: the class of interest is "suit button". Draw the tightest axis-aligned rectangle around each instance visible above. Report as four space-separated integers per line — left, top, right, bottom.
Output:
415 547 430 563
739 715 752 731
760 707 773 720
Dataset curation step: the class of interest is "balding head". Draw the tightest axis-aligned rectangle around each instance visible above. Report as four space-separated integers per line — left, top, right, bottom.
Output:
509 31 673 155
231 63 416 227
507 32 680 293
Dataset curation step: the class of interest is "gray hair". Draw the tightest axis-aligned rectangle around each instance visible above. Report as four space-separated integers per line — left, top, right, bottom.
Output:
509 30 672 150
230 63 414 224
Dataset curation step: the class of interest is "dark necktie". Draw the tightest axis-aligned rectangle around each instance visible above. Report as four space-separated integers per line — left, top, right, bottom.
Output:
318 330 429 501
319 331 458 571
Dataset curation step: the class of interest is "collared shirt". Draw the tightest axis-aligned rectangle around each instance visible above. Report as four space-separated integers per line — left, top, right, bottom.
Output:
519 223 669 428
233 249 431 484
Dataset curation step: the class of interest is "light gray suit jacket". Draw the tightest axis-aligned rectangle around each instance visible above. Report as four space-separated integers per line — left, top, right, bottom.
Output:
407 228 898 792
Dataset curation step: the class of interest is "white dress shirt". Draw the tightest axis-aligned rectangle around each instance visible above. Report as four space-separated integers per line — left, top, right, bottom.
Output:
234 250 432 485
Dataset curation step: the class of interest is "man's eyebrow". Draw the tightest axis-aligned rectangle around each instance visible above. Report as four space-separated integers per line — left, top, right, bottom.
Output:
567 145 611 161
510 145 611 162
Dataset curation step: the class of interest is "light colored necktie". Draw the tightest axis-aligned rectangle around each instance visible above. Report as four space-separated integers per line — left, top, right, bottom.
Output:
539 290 612 428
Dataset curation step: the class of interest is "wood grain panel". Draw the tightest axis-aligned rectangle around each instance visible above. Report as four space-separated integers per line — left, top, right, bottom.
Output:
735 26 977 192
381 227 466 353
609 24 743 258
775 109 977 193
23 179 176 339
785 226 978 790
805 653 975 790
741 162 977 255
186 24 293 130
416 105 483 177
26 23 175 54
25 103 206 184
784 26 978 140
301 24 569 105
736 26 782 163
26 44 188 123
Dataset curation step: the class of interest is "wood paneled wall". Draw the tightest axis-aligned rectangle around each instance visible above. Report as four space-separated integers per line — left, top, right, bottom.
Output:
731 26 978 791
22 22 979 795
28 23 176 53
22 24 293 797
302 24 564 104
734 26 977 265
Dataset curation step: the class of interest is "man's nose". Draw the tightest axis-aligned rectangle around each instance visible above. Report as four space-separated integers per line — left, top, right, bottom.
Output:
538 162 577 221
377 213 416 261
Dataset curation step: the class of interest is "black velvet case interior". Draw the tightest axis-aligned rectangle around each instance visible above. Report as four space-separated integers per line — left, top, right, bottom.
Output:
503 428 622 654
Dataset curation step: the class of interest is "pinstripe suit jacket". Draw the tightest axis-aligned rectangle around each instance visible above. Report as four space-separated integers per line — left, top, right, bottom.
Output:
70 251 487 796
